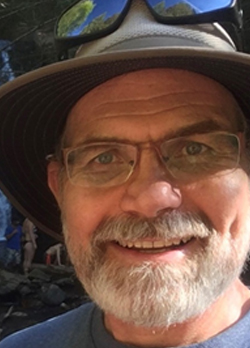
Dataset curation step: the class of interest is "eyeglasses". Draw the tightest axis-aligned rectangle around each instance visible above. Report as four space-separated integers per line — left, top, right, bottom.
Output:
54 0 243 59
61 132 241 188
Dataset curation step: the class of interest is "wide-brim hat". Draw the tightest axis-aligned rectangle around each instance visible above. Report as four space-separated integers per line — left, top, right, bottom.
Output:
1 0 250 240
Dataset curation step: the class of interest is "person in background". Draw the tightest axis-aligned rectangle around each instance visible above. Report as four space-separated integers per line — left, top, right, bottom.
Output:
4 218 22 268
45 243 64 266
22 218 37 275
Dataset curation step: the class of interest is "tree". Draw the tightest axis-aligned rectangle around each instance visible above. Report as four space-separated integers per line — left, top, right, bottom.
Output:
154 1 195 17
153 1 166 16
81 13 119 35
0 0 76 85
57 0 95 37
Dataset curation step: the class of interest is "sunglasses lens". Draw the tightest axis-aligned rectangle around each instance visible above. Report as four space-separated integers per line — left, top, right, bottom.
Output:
56 0 128 39
146 0 234 18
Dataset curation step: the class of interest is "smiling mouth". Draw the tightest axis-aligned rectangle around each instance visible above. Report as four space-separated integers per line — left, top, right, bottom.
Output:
114 237 194 253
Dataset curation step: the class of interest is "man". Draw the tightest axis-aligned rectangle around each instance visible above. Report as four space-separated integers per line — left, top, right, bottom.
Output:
4 219 22 267
0 0 250 347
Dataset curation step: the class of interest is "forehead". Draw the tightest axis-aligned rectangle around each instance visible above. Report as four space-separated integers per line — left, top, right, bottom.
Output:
65 69 242 145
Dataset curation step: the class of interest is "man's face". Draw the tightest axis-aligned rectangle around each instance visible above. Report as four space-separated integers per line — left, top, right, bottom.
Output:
48 69 250 328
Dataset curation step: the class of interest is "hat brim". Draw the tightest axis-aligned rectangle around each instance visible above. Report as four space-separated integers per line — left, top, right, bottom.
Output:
0 47 250 239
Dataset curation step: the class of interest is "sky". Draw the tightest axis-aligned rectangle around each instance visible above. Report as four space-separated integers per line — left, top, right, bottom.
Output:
70 0 234 36
147 0 233 12
84 0 127 25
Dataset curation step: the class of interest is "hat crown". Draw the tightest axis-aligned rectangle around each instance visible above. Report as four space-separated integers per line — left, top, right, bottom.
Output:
76 0 236 58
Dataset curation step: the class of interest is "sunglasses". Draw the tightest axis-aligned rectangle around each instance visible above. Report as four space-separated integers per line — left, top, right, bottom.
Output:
54 0 243 59
59 132 241 188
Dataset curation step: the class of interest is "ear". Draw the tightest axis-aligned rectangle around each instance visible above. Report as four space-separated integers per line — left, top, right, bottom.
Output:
47 161 62 205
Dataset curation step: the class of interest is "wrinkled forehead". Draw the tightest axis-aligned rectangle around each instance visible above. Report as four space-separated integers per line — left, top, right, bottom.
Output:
63 69 245 144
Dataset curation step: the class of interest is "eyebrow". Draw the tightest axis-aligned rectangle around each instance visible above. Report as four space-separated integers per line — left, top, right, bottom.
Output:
170 119 229 138
74 119 230 146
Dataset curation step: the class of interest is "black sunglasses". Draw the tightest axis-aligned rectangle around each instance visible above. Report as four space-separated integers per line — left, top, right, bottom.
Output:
54 0 243 59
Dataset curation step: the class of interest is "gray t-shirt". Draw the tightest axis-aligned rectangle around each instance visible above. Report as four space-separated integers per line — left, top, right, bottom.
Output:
1 302 250 347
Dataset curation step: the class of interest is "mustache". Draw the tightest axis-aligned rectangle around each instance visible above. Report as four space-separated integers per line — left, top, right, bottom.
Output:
91 211 214 245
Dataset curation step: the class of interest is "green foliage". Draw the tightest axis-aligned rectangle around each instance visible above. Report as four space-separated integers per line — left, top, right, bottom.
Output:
57 0 95 37
153 1 166 15
0 0 74 39
0 0 76 84
81 13 119 35
154 1 195 17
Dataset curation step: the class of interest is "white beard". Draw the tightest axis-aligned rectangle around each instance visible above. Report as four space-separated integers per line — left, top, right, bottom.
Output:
63 212 250 328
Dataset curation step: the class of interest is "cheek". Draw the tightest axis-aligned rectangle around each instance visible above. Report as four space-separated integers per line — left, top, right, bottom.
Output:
182 171 250 237
60 185 123 248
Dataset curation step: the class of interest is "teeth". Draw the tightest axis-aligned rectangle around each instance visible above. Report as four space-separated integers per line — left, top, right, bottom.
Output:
142 241 154 248
117 237 193 249
181 237 192 244
134 241 142 248
153 240 165 248
171 239 180 246
127 242 134 248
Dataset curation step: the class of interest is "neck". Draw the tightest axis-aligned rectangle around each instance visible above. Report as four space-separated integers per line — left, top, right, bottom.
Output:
104 279 250 347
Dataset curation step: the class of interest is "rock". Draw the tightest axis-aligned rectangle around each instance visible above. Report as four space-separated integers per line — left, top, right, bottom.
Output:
40 284 66 306
18 284 33 297
28 268 51 282
21 298 44 309
0 264 86 340
0 269 29 295
11 312 28 318
54 277 74 287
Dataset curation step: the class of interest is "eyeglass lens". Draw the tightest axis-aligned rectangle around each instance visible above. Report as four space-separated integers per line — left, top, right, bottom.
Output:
160 132 239 182
65 133 240 187
66 142 137 187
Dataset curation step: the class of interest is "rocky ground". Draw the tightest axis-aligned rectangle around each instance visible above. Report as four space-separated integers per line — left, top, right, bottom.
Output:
0 264 90 341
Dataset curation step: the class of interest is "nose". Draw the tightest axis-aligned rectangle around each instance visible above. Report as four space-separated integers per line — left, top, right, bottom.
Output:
120 151 182 218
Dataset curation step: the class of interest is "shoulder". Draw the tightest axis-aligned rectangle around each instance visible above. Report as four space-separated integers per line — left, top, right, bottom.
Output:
0 302 96 348
23 219 33 229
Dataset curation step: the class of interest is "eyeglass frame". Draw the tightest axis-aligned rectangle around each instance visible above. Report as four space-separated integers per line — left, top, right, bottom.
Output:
51 131 243 188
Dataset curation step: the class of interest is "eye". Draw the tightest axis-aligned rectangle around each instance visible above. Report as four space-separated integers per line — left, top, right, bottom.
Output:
94 152 115 164
183 142 207 156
